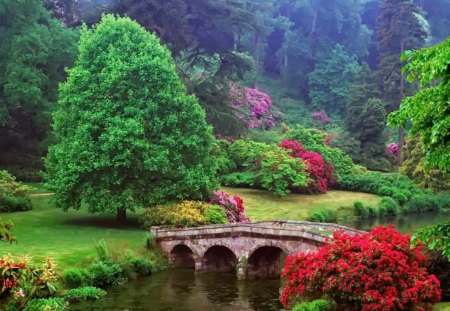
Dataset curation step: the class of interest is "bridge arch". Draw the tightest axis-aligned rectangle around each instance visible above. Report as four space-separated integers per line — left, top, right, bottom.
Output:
202 245 238 272
247 246 287 279
170 244 195 269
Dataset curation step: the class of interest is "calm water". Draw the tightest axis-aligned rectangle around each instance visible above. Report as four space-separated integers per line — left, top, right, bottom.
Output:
70 270 284 311
70 211 450 311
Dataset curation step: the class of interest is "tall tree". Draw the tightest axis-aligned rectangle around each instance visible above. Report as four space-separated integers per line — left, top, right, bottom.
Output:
45 15 218 222
0 0 78 180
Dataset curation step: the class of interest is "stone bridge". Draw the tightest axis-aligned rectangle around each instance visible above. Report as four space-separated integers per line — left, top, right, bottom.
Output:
151 221 361 280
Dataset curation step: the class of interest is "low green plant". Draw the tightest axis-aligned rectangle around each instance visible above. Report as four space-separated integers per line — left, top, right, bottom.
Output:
378 197 400 216
307 210 338 223
23 298 67 311
0 170 33 212
353 201 377 219
292 299 334 311
87 260 126 288
144 232 155 249
220 171 256 188
205 205 228 224
129 257 154 276
63 286 107 303
62 268 86 288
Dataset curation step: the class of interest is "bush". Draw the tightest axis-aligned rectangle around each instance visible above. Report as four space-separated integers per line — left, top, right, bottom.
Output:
280 226 442 310
87 261 126 288
129 257 154 276
378 197 399 216
258 148 309 196
210 191 249 223
425 250 450 301
141 201 210 228
205 205 228 224
24 298 67 311
353 201 377 219
0 170 33 212
292 299 333 311
228 140 272 170
404 194 438 213
62 268 86 288
306 210 337 223
63 287 107 303
220 171 256 188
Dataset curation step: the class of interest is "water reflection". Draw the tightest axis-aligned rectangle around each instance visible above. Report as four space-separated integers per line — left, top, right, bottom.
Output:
70 269 283 311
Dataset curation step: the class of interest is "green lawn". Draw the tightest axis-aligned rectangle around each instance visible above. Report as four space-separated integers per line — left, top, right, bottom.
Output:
222 187 381 221
435 303 450 311
3 196 145 271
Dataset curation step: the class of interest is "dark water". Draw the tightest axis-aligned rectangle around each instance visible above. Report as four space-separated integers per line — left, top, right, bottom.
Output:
344 210 450 233
70 211 450 311
70 270 284 311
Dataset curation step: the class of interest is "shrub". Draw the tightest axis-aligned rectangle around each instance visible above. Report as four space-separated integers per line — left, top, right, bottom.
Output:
62 268 86 288
0 170 33 212
63 287 107 303
129 257 154 276
87 261 126 288
306 210 337 223
353 201 377 219
378 197 399 216
144 232 156 249
280 225 442 310
404 195 438 213
205 205 228 224
0 218 16 243
258 148 309 196
23 298 67 311
228 140 272 170
210 191 249 223
292 299 333 311
425 250 450 300
220 171 256 188
141 201 209 228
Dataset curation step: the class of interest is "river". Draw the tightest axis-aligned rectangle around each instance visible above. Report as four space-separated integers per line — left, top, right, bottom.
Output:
70 211 450 311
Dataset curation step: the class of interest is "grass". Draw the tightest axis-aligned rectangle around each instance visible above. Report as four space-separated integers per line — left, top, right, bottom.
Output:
222 187 381 221
435 303 450 311
4 195 145 271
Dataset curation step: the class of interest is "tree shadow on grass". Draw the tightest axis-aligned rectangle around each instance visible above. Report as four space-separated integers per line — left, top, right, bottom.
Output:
63 215 142 231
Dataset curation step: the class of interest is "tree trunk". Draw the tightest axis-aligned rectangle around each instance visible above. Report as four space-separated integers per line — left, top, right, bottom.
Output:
116 208 127 223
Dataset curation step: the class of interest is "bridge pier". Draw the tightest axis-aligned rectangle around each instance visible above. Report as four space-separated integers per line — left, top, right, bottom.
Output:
237 257 248 280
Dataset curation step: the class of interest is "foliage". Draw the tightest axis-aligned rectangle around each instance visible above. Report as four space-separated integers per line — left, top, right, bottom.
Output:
0 218 16 244
311 111 331 127
280 226 442 310
306 210 337 223
400 136 450 191
280 140 336 193
227 140 272 171
425 250 450 301
210 191 250 223
353 201 377 220
378 197 400 216
87 261 126 288
141 201 210 228
62 268 86 289
204 205 228 225
386 143 399 158
388 36 450 171
220 172 256 188
286 126 362 176
62 286 107 303
292 299 334 311
128 257 155 276
308 44 361 113
258 149 309 196
44 15 217 221
0 255 58 309
0 0 77 177
413 223 450 261
23 298 67 311
0 171 33 212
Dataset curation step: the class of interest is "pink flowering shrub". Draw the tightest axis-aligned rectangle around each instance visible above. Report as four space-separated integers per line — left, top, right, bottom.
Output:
280 225 442 311
312 111 331 125
386 142 399 158
210 191 249 223
230 83 276 129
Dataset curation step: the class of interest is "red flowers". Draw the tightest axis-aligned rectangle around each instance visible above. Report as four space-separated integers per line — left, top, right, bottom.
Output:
280 139 336 193
280 225 441 310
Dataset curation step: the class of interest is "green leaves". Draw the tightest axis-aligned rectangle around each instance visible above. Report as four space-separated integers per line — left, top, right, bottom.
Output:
412 222 450 260
45 15 218 218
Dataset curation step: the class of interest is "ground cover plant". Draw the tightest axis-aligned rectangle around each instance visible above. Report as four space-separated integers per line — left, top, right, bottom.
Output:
0 171 33 213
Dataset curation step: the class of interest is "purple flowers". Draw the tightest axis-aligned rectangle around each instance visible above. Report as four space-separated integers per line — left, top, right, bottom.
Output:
312 111 331 125
230 83 276 129
386 143 399 157
210 190 249 223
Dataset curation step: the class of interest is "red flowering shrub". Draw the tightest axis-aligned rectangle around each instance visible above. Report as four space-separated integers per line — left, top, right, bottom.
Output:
210 191 250 223
280 225 442 311
280 139 335 193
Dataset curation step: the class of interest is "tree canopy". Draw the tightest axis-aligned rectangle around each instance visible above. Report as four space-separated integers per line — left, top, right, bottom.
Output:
45 15 218 221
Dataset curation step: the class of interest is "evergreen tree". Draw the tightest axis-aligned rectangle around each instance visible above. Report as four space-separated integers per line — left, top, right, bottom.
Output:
45 15 218 222
0 0 78 179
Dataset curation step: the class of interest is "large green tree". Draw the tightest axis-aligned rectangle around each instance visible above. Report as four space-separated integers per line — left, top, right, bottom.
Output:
0 0 77 180
45 15 218 222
